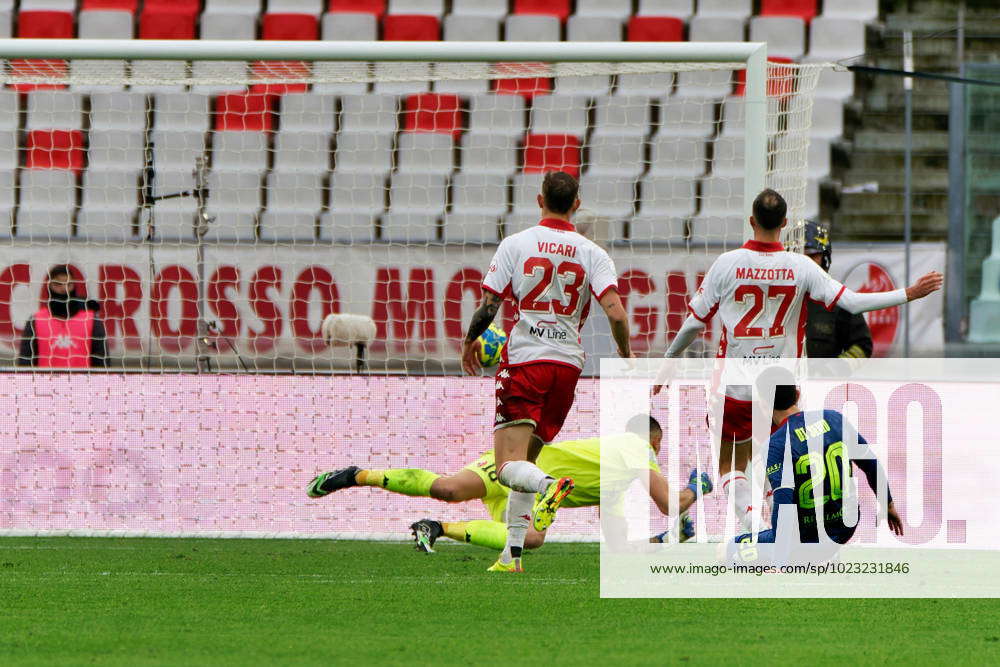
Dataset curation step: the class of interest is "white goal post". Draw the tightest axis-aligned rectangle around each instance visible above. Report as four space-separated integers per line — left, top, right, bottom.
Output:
0 38 830 540
0 38 825 375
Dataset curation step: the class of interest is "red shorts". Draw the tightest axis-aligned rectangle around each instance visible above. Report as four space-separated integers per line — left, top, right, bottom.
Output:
707 394 754 444
494 361 581 443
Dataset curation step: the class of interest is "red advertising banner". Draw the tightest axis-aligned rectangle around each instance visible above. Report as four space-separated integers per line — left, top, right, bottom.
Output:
0 242 945 367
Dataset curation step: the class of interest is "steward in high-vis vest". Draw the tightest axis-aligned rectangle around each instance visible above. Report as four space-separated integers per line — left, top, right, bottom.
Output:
803 222 873 360
17 265 107 368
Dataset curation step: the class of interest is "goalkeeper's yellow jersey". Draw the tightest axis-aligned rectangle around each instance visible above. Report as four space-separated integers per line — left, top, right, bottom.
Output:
535 433 661 508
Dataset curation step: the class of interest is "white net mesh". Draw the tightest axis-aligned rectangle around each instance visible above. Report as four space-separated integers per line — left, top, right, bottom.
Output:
0 57 825 373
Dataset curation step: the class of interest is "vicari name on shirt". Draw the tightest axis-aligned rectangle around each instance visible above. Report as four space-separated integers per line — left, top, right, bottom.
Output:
536 241 578 258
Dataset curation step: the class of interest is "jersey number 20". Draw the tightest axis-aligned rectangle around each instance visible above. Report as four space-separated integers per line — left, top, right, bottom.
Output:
734 284 796 338
521 258 586 315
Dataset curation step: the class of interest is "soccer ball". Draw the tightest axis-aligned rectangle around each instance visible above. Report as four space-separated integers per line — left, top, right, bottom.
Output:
478 324 507 367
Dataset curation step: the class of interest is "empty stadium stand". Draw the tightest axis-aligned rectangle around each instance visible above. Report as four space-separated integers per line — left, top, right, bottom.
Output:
0 0 878 243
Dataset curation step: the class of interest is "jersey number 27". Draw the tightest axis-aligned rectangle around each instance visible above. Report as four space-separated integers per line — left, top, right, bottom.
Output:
734 284 796 338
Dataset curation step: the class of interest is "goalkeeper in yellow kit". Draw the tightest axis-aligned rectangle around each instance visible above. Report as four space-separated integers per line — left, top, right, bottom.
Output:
306 415 712 552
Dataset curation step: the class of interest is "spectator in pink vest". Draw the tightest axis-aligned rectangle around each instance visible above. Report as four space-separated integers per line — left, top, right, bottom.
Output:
17 265 107 369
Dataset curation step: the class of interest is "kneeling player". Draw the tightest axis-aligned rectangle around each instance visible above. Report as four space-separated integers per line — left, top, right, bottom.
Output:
730 376 903 564
306 415 712 552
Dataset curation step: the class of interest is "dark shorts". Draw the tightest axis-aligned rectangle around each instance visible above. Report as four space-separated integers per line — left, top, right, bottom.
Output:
493 361 581 444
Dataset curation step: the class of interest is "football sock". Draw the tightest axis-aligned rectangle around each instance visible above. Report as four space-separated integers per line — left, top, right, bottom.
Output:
355 469 439 497
500 491 533 564
721 471 753 532
442 520 507 550
497 460 553 494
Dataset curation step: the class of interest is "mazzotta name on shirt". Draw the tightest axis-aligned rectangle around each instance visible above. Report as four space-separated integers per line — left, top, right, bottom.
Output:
734 267 797 281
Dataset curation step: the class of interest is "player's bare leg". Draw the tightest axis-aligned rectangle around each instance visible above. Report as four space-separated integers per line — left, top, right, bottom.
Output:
422 520 548 551
307 467 485 502
718 438 755 532
407 472 490 553
428 470 488 503
489 424 571 570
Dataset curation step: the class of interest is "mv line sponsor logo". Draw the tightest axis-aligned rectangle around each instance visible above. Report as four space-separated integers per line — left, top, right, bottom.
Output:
528 319 568 340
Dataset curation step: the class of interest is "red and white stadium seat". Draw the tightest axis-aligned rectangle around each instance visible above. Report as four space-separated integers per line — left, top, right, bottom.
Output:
387 0 444 17
204 0 263 16
513 0 570 22
260 171 324 241
77 170 139 242
335 132 394 176
269 0 324 15
575 0 632 21
0 0 880 246
809 17 866 60
696 0 751 20
451 0 506 19
594 96 653 137
460 134 519 177
445 172 507 243
586 135 646 179
689 16 744 42
760 0 817 22
328 0 385 17
822 0 878 22
636 0 693 20
529 95 589 139
383 172 447 242
749 16 806 59
578 174 636 219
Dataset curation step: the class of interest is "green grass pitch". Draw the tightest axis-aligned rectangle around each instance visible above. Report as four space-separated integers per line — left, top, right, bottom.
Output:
0 537 997 665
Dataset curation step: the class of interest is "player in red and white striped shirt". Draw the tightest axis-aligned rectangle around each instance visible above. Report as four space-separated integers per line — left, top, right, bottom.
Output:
657 189 942 531
461 171 632 573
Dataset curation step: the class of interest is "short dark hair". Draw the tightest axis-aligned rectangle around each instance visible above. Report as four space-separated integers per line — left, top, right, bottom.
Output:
626 414 662 438
755 367 798 411
47 264 71 280
752 189 787 230
541 171 579 215
772 385 798 411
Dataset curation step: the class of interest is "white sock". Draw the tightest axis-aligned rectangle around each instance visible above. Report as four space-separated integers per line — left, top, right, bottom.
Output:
500 490 534 563
498 460 553 494
721 471 753 532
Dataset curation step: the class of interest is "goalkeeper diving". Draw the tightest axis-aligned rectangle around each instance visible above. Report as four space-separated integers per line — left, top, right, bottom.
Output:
306 415 713 552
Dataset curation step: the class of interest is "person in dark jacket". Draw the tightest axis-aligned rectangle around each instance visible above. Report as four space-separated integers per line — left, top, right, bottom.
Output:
17 264 108 368
804 221 873 359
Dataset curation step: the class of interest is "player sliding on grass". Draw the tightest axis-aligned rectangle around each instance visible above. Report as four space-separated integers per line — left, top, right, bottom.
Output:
306 415 713 552
458 171 632 573
655 188 941 533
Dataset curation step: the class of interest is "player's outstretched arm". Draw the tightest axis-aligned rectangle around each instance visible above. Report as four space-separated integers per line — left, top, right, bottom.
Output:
904 271 944 302
826 271 943 315
599 289 633 358
647 469 712 516
461 291 502 375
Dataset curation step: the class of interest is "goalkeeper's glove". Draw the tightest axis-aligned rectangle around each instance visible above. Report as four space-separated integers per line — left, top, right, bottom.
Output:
686 469 713 495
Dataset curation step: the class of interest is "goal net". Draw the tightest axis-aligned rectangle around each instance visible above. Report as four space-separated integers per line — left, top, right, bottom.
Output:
0 42 826 539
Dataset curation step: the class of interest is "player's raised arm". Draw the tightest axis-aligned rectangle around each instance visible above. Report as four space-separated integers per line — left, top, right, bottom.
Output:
805 258 943 315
